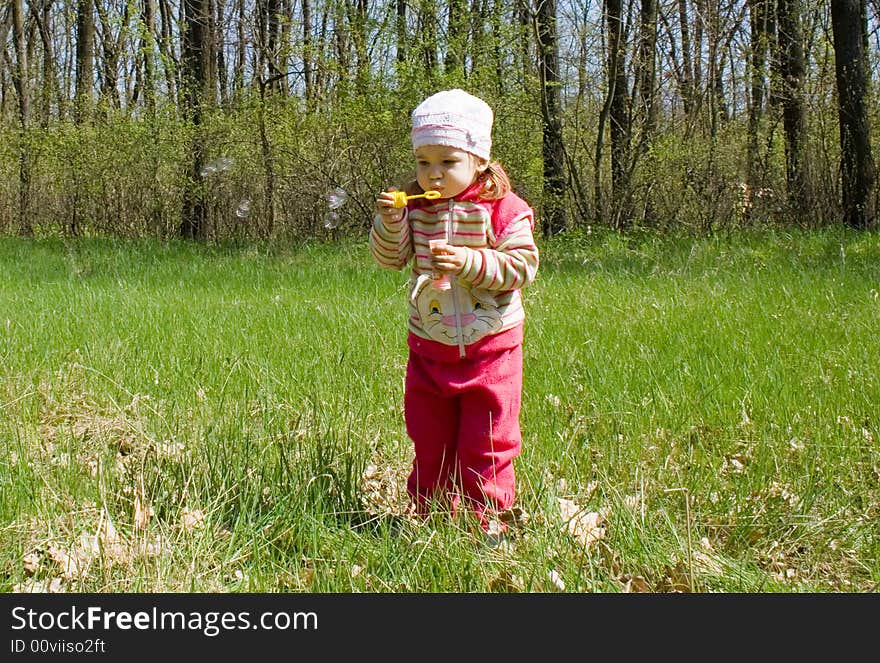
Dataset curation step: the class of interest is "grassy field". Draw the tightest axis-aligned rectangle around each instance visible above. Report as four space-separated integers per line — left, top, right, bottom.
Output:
1 228 878 593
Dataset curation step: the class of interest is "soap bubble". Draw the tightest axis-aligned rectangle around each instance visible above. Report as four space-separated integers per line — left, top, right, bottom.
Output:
200 156 235 177
327 187 348 210
324 211 340 229
235 198 251 218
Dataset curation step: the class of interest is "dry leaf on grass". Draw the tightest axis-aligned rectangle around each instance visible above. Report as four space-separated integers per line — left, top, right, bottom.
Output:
47 537 92 580
46 509 129 580
692 538 725 576
488 570 524 593
22 552 41 576
548 569 566 592
13 577 65 594
133 481 154 532
660 562 692 592
180 507 206 532
360 462 407 516
619 575 651 593
557 498 606 549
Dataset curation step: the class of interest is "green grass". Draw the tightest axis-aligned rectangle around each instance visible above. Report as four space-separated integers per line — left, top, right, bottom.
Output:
1 228 878 593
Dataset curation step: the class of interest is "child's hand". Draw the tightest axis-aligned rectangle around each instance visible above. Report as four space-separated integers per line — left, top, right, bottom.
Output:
429 241 467 275
376 188 404 224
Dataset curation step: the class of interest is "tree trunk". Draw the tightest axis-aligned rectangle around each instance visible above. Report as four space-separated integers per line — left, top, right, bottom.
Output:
158 0 177 104
264 0 282 92
536 0 566 236
257 79 277 237
692 0 703 116
234 0 245 96
605 0 630 229
515 0 531 92
416 0 438 82
395 0 406 65
96 0 128 110
0 8 12 117
138 0 157 114
350 0 369 94
279 0 291 95
776 0 811 221
12 0 32 235
706 0 724 134
637 0 658 141
216 0 228 102
33 0 58 126
75 0 95 122
677 0 694 115
635 0 658 223
304 0 314 104
446 0 467 77
746 0 771 218
830 0 876 229
469 0 488 79
492 0 505 94
334 2 351 94
179 0 211 240
678 0 694 115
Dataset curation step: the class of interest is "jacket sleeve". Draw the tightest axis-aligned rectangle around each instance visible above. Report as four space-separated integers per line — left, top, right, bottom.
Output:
369 210 413 270
457 210 539 291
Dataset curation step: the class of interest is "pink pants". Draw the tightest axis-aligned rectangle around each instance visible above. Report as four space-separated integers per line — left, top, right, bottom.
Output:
404 345 523 528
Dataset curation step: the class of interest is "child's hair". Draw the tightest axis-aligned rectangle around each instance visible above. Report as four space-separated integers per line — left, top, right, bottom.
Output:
475 161 511 200
406 160 511 201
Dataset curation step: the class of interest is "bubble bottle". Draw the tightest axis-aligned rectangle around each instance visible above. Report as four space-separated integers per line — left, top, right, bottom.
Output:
428 239 452 290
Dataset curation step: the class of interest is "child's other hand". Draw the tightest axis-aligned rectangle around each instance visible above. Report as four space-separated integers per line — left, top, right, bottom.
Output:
376 188 404 223
430 242 467 275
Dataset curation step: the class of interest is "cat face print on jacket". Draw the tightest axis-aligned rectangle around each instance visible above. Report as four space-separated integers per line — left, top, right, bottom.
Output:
411 274 503 346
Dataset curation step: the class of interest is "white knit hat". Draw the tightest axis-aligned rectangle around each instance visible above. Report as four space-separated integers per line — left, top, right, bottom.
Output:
410 89 493 161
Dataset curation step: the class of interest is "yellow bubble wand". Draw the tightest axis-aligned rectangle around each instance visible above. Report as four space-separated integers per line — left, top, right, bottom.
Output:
388 190 441 208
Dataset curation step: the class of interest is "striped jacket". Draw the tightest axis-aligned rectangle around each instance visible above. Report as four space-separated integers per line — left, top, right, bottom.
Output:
370 180 539 361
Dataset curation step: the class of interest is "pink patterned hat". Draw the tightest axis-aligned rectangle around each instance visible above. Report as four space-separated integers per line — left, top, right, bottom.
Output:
410 89 493 161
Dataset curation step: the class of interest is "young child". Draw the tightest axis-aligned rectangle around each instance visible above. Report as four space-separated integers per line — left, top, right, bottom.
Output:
369 89 539 535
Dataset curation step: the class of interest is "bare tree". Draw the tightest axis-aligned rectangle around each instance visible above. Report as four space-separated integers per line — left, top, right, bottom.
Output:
416 0 439 82
677 0 695 115
135 0 158 113
11 0 31 235
746 0 772 217
257 0 283 93
349 0 369 94
179 0 212 239
446 0 468 76
602 0 631 229
95 0 129 109
216 0 228 102
394 0 406 67
831 0 876 228
636 0 658 141
692 0 703 112
304 0 315 103
634 0 658 223
773 0 810 221
33 0 59 125
75 0 95 122
536 0 566 235
158 0 178 104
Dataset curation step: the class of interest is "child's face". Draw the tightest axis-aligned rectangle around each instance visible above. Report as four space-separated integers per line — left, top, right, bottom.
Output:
414 145 487 200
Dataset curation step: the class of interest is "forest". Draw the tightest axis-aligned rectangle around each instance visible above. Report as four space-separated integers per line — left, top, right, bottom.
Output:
1 0 877 240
